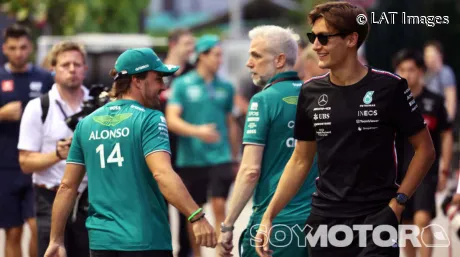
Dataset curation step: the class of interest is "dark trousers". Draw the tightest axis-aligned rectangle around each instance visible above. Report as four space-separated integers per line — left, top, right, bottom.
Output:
35 186 89 257
90 250 172 257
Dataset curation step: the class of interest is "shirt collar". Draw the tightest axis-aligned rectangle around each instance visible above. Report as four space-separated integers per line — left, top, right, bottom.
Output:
4 63 33 74
49 84 90 105
267 71 299 84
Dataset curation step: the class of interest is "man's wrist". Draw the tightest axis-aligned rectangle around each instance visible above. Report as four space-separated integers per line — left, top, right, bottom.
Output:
221 222 234 232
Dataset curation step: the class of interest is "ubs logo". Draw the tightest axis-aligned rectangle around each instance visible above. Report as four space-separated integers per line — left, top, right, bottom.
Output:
318 94 328 106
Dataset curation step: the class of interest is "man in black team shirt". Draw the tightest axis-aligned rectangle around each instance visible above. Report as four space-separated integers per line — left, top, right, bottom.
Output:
393 49 453 257
255 2 436 257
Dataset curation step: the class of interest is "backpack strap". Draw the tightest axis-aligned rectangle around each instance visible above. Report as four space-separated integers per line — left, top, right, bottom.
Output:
40 93 50 123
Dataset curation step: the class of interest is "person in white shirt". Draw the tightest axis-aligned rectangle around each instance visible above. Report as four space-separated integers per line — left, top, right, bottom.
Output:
17 41 90 257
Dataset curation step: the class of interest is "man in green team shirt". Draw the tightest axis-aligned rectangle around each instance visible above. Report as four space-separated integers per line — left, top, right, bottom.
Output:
44 48 217 257
217 25 319 257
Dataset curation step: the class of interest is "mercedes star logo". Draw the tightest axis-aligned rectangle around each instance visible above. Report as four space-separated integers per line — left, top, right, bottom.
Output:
318 94 328 106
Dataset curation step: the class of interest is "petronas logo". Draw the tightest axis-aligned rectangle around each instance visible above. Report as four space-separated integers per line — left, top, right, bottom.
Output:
363 91 374 104
282 96 298 105
93 113 133 126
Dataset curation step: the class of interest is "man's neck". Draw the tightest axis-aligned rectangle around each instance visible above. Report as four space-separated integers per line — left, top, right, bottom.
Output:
56 84 83 111
6 62 30 73
329 57 368 86
410 83 424 97
196 65 215 83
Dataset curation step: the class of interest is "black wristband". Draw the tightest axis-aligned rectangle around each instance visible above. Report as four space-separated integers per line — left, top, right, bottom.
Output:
190 213 205 223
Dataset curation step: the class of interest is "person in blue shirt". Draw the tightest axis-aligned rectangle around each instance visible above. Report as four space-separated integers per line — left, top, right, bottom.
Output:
0 23 53 257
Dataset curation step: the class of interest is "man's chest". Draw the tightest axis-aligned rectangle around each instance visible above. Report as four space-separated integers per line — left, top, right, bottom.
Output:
417 96 440 132
1 77 44 104
307 87 395 138
183 84 230 107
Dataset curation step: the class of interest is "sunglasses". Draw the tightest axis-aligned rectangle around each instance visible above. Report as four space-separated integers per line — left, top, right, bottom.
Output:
307 32 348 45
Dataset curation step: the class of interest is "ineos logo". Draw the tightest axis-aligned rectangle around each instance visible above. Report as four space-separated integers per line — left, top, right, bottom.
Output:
318 94 328 106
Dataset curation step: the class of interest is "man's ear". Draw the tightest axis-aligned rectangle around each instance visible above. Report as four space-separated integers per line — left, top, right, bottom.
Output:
275 53 287 69
347 32 359 48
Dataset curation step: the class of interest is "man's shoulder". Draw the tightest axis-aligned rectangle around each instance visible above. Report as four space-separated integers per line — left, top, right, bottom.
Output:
24 97 42 112
368 67 403 85
173 70 198 85
303 72 330 87
422 88 445 104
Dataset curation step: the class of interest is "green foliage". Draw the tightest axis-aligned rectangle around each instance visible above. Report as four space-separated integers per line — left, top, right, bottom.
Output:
1 0 150 35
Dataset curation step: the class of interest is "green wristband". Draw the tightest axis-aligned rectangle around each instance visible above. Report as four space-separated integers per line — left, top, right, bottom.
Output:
188 208 203 221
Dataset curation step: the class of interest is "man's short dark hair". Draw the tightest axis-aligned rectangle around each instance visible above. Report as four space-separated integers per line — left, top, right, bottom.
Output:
308 1 370 49
392 48 426 71
167 28 192 44
3 24 32 41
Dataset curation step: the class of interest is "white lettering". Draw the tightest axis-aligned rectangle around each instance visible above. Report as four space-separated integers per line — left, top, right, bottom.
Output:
248 111 259 117
247 129 257 134
89 128 130 140
288 121 295 128
247 117 260 122
286 137 296 148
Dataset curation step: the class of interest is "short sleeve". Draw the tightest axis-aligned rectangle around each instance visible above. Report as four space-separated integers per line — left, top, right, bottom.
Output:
142 111 171 157
440 66 456 88
67 122 85 165
17 99 44 151
242 94 269 145
294 86 315 141
391 79 426 137
167 80 184 107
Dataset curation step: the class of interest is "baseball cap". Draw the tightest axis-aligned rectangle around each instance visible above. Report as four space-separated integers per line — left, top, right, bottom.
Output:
195 34 220 55
114 48 179 79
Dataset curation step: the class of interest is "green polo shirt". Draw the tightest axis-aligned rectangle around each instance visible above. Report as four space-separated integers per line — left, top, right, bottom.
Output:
243 71 318 223
168 70 234 167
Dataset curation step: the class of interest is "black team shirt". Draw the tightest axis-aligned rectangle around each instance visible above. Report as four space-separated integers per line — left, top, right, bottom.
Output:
396 88 451 180
294 66 426 218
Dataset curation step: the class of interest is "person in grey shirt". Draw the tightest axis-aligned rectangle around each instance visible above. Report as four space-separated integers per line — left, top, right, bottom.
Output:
424 40 457 121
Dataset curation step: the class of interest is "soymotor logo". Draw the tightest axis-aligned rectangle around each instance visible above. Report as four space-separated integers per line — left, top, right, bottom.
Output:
250 224 450 248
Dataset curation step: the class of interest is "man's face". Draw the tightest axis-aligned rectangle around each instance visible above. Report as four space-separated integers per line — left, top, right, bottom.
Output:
176 34 195 61
200 46 223 74
424 46 442 72
246 37 276 87
305 58 328 78
2 36 32 70
53 50 87 89
311 17 349 70
396 60 424 90
139 71 166 109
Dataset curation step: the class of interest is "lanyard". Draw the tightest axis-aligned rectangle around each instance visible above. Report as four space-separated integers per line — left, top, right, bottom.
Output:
263 76 300 90
55 100 69 120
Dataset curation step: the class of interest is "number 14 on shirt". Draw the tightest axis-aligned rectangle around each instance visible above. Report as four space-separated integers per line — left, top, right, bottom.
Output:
96 143 125 168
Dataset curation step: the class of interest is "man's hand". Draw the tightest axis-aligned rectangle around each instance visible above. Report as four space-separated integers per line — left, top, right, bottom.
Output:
388 198 405 222
192 217 217 248
56 137 72 160
217 230 234 257
44 242 66 257
196 123 220 143
0 101 22 121
255 217 274 257
438 173 448 192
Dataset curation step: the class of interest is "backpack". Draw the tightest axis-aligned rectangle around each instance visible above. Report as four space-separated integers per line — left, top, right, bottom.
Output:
39 93 50 123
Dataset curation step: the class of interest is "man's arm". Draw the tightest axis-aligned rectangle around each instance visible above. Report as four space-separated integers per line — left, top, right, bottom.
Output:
146 151 202 216
223 145 263 227
390 128 435 211
439 129 453 176
227 114 241 160
166 104 200 137
19 137 71 174
263 141 317 221
444 87 456 121
49 163 86 244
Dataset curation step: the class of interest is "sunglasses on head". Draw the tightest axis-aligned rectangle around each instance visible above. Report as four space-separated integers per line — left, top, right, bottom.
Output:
306 32 348 45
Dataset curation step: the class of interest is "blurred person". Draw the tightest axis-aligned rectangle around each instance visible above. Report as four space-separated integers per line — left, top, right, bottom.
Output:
43 47 217 257
394 49 453 257
217 25 318 257
160 28 196 257
0 23 53 257
295 44 328 81
255 2 435 257
17 41 90 257
424 40 457 121
166 35 239 257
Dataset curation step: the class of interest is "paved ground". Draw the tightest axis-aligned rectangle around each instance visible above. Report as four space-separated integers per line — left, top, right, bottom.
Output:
1 187 459 257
